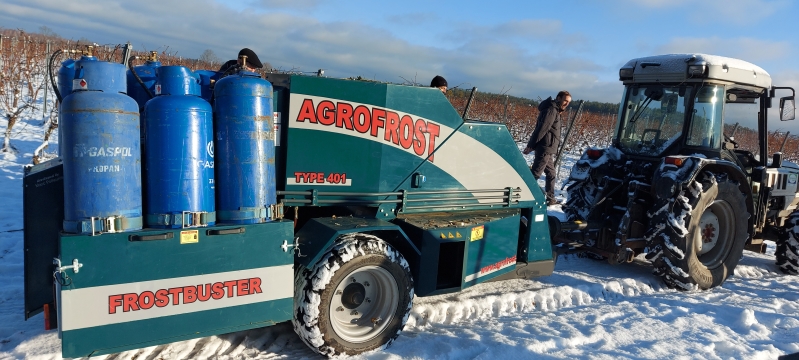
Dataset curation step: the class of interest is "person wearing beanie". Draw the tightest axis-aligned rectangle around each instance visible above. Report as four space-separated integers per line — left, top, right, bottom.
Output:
522 90 572 206
218 48 264 73
430 75 448 94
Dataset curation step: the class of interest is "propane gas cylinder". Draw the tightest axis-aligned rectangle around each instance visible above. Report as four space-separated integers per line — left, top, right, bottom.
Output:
61 56 143 234
213 71 275 224
144 66 215 228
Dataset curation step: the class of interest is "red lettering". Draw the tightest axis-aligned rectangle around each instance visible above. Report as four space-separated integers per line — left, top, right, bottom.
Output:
123 293 139 312
139 291 155 310
223 281 237 298
237 279 249 296
197 284 212 301
155 289 169 307
168 287 183 305
294 172 303 183
212 282 225 300
371 108 386 137
109 294 123 314
385 111 400 145
413 119 426 156
317 172 324 183
426 123 441 162
336 102 354 130
353 105 371 133
249 278 263 294
296 99 317 123
308 172 317 183
317 101 335 125
183 285 197 304
399 115 414 149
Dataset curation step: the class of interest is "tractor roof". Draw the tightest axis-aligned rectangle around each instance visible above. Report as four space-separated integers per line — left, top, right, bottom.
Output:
619 54 771 90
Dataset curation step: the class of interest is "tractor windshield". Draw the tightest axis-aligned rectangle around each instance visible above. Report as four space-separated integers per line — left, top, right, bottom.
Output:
616 85 691 156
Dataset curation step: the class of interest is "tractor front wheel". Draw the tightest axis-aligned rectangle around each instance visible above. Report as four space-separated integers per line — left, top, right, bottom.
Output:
777 213 799 275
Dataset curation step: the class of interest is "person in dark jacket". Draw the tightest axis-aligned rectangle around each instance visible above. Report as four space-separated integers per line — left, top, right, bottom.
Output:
523 90 572 205
218 48 264 73
430 75 448 94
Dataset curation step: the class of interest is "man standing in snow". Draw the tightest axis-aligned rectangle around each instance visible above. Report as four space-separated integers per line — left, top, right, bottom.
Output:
523 90 572 205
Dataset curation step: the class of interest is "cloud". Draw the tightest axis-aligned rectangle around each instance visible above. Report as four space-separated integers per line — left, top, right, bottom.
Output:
386 12 438 25
0 0 619 104
619 0 789 25
251 0 322 10
655 37 790 63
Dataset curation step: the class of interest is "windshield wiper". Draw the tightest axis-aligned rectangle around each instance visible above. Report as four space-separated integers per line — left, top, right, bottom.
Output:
628 96 653 123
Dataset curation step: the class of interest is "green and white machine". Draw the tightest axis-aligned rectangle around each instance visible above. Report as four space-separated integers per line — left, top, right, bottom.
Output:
23 74 555 357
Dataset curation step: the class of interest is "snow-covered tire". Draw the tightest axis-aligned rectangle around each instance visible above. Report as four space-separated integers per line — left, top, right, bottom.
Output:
564 178 599 221
777 214 799 275
292 233 414 357
647 172 749 290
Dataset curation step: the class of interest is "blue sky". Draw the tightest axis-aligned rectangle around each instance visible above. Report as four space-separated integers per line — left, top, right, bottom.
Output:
2 0 798 129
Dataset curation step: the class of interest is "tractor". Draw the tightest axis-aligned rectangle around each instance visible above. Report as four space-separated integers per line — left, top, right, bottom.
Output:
555 54 798 290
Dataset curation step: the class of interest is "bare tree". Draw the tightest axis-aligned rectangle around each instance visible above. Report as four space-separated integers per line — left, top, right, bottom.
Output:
199 49 219 64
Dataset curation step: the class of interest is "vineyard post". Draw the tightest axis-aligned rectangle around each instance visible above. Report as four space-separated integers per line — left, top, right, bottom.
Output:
554 100 584 177
503 95 508 123
43 40 51 123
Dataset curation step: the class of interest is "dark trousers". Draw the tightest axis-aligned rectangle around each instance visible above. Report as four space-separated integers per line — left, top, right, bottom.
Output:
531 147 556 201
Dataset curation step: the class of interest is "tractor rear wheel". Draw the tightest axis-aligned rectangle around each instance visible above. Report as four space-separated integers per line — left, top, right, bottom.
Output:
648 172 750 290
292 233 414 356
777 213 799 275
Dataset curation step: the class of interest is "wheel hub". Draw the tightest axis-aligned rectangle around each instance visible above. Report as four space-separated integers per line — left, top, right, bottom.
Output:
697 208 720 256
341 282 366 309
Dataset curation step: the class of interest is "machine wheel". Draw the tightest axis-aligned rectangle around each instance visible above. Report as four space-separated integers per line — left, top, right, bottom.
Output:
648 172 749 290
292 233 414 357
777 213 799 275
563 178 600 220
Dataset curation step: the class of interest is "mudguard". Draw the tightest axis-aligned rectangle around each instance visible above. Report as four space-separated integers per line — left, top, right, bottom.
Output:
294 217 420 270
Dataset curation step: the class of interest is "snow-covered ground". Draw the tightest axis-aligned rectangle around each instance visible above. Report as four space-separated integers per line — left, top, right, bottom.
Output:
1 112 799 359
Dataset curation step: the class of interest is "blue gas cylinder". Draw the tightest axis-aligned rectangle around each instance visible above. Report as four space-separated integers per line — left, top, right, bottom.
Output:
61 57 143 234
127 59 161 111
144 66 215 228
57 58 76 99
56 58 77 156
214 71 275 224
194 70 221 103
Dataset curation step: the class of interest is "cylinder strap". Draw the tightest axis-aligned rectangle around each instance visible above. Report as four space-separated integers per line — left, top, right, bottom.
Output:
217 207 270 221
146 211 216 228
63 215 143 235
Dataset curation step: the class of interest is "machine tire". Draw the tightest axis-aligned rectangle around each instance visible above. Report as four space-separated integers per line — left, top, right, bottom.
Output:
564 178 600 221
292 233 414 357
648 172 749 290
777 214 799 275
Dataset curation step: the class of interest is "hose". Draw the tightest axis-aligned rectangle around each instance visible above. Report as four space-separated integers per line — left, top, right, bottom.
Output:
49 49 63 103
128 56 155 99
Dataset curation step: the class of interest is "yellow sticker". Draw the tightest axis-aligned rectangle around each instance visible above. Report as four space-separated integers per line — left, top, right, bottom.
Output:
440 233 447 239
448 232 454 239
470 226 485 241
180 230 199 244
455 232 462 238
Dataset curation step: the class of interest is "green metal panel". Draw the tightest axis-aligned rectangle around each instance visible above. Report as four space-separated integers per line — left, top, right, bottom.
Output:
62 299 292 358
57 222 294 358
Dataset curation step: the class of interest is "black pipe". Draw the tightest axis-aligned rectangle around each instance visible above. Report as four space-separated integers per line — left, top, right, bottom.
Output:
128 56 154 100
49 49 63 103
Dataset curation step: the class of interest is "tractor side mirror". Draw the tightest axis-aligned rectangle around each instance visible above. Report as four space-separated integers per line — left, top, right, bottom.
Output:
780 96 795 121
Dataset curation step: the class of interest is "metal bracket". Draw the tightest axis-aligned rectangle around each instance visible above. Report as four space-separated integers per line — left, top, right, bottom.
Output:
53 258 83 274
281 237 304 257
